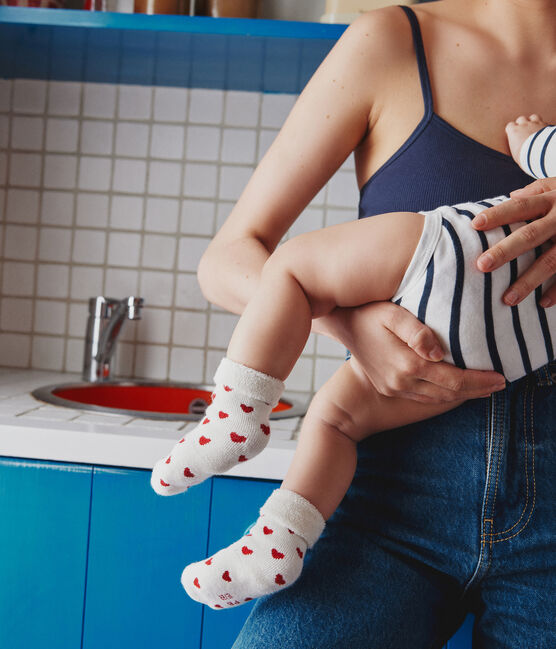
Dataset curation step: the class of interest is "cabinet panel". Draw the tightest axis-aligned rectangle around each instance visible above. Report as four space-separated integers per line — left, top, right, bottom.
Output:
201 476 279 649
447 614 473 649
0 457 92 649
83 467 211 649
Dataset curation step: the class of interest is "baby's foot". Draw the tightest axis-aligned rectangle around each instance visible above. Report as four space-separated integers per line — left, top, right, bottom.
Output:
150 358 284 496
506 114 548 164
181 489 325 610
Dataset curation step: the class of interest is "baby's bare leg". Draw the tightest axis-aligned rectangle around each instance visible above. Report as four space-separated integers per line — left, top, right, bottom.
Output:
227 210 424 380
154 210 425 497
283 358 464 520
177 213 448 610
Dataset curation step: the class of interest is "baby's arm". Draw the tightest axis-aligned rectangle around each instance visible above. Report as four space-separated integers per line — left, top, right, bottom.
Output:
506 115 556 178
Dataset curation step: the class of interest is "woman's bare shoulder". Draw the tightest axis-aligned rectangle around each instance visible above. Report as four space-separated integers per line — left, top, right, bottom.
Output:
342 6 417 73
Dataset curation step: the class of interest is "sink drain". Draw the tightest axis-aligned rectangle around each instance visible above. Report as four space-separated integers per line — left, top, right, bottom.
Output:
188 398 209 416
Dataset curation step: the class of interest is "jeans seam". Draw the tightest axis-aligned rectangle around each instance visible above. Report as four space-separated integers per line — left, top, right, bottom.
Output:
488 395 505 524
460 396 494 598
486 379 530 538
482 396 495 518
491 381 537 543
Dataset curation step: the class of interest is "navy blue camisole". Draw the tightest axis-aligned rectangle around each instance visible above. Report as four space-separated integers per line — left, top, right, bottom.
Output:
358 6 532 219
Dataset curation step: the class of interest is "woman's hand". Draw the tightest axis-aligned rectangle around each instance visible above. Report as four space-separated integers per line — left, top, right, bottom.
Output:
315 302 506 404
471 177 556 307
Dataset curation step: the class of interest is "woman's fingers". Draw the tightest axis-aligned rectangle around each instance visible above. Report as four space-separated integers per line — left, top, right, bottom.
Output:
469 190 556 305
382 302 444 361
471 193 555 232
475 213 556 273
500 244 556 306
413 363 506 402
510 177 556 198
538 281 556 309
344 302 507 403
381 306 506 401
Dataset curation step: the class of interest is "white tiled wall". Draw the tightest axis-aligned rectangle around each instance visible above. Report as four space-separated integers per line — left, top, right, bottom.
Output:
0 78 359 398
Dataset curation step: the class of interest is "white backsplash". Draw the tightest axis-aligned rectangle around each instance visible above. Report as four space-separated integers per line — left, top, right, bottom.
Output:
0 78 358 398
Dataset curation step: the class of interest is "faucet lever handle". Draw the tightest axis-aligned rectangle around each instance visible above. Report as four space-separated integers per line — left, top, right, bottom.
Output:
126 296 144 320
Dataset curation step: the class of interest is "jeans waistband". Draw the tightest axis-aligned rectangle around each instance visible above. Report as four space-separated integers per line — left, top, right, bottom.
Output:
532 360 556 387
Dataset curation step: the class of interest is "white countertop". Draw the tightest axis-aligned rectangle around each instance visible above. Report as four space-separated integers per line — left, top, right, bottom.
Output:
0 369 300 481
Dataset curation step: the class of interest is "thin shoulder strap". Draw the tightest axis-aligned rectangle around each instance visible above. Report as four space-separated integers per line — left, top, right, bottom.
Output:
399 5 434 117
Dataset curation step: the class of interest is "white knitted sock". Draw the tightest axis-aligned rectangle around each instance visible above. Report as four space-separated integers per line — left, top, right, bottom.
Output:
151 358 284 496
181 489 325 609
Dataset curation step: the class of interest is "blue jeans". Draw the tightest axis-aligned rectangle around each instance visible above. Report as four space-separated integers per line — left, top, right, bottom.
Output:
232 362 556 648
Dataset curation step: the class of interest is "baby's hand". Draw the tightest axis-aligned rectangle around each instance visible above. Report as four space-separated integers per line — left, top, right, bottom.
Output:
505 114 549 165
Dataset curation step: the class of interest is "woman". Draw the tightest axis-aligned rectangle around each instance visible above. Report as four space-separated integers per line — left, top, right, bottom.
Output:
197 1 556 646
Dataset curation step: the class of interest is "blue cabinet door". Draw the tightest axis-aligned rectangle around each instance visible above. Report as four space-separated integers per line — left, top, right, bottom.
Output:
0 457 92 649
446 614 473 648
201 476 279 649
82 466 211 649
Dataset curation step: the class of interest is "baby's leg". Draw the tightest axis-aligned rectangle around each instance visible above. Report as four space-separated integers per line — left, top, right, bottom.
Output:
181 360 463 610
283 357 464 519
506 114 556 178
152 210 425 496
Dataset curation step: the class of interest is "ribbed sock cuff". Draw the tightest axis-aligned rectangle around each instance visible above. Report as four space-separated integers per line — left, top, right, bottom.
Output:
214 357 285 407
260 489 325 549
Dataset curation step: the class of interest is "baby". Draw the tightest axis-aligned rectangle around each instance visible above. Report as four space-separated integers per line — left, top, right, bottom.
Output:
151 115 556 610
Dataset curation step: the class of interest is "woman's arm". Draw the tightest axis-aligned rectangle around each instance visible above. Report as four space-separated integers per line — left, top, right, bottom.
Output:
471 178 556 307
198 9 505 403
197 11 394 313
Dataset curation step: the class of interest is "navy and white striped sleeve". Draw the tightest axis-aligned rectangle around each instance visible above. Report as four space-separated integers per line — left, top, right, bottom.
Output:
519 125 556 179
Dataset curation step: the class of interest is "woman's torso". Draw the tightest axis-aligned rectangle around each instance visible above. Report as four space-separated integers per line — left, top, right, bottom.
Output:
352 1 556 213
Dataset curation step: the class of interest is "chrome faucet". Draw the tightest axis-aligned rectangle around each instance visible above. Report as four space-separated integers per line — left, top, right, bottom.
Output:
82 296 144 382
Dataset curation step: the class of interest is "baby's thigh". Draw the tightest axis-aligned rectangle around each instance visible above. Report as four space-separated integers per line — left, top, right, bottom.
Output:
307 358 463 440
272 210 424 313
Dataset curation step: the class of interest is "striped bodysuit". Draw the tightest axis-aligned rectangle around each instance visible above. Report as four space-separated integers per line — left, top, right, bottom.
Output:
392 194 556 382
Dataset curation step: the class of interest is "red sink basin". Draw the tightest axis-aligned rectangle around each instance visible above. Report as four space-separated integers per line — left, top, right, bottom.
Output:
32 381 305 421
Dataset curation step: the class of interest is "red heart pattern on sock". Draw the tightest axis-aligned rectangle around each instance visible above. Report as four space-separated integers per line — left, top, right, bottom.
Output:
194 578 200 588
153 360 278 500
205 558 212 565
181 509 309 611
160 479 170 487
